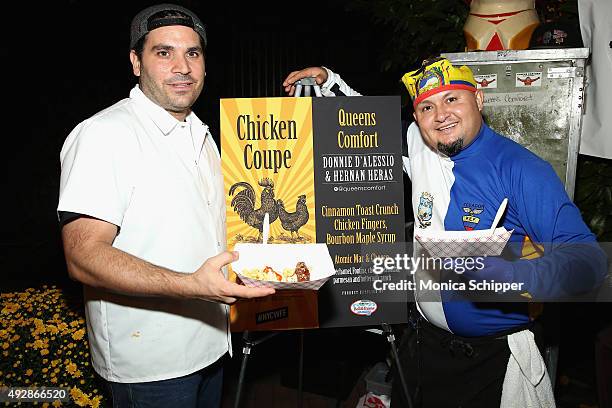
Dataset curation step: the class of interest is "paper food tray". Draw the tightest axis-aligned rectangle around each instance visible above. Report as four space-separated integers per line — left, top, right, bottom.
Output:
232 243 336 290
414 227 514 258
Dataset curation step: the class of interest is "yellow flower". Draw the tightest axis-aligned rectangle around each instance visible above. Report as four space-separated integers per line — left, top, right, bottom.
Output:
1 302 20 314
66 361 77 375
52 400 62 407
1 342 8 350
70 387 90 407
41 349 49 356
25 369 33 376
72 329 85 341
42 404 50 408
50 376 58 384
90 396 102 408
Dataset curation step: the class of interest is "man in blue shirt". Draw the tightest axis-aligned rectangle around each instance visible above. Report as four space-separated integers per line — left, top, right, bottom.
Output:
284 58 607 407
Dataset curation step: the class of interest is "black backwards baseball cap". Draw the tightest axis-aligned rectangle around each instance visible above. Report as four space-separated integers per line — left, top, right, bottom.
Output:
130 3 207 50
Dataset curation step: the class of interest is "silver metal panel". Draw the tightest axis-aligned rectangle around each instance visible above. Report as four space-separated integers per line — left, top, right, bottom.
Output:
444 48 589 63
441 49 588 199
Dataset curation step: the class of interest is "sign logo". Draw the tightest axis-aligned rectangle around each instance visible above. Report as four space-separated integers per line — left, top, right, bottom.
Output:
255 307 289 324
350 300 378 316
474 74 497 89
417 192 433 229
462 203 484 231
516 72 542 87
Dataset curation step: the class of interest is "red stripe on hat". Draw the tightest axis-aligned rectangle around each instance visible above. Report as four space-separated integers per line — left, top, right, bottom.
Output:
413 84 477 108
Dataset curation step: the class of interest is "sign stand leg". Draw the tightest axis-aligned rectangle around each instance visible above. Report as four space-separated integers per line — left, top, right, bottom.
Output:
234 330 306 408
234 330 281 408
297 329 304 408
381 323 414 408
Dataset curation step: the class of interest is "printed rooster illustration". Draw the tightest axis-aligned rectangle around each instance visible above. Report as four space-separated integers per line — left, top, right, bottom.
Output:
229 178 278 240
277 194 309 238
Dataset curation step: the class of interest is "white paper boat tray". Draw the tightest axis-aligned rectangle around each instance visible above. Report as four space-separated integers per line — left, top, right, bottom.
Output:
232 243 336 289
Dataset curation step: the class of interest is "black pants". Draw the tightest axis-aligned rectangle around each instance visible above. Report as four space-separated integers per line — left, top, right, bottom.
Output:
391 317 543 408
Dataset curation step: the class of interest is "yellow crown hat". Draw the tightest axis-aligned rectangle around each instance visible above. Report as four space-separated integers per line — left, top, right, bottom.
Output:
402 58 477 108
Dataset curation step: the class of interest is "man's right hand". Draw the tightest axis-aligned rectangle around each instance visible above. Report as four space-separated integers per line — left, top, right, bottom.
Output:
189 251 275 304
283 67 328 96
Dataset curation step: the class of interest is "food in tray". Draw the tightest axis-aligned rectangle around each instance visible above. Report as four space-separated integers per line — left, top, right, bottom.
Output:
294 262 310 282
242 262 311 282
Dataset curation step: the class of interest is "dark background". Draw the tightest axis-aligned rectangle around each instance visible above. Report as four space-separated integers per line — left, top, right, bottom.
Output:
3 1 611 406
5 0 406 289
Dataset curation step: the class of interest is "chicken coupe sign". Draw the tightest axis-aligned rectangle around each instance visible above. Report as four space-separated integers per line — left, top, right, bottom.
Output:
221 96 408 330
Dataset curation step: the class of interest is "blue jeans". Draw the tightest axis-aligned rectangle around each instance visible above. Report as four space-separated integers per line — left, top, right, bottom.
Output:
106 355 225 408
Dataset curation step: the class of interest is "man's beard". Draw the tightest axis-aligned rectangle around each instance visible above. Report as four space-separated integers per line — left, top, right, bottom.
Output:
437 138 464 156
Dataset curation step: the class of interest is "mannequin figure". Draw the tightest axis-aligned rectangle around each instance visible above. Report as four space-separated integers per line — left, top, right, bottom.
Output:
464 0 540 50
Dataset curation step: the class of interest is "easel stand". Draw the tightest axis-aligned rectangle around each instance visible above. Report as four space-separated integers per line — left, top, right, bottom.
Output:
233 79 413 408
233 329 304 408
233 325 413 408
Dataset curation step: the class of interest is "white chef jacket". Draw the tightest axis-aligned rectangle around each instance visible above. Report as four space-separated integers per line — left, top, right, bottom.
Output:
58 85 231 382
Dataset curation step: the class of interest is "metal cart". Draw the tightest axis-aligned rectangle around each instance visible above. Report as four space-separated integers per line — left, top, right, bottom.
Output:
443 48 589 199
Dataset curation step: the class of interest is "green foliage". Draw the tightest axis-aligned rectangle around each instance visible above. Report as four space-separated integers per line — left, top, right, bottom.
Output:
575 156 612 240
536 0 579 22
347 0 469 73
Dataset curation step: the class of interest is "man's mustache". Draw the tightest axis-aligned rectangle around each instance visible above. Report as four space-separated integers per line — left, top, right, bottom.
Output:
166 75 196 84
